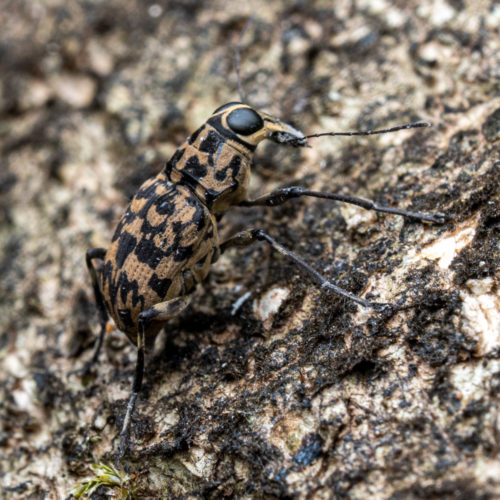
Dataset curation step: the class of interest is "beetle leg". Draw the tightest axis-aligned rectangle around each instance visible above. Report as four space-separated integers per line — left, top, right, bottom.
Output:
116 295 190 462
221 229 389 310
70 248 109 377
85 247 109 362
240 186 447 223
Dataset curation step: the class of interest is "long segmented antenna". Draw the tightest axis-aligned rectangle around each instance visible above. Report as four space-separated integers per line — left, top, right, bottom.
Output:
235 16 255 103
285 121 432 147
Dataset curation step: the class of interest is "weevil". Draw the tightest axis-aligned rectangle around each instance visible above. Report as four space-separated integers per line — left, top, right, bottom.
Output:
83 101 445 459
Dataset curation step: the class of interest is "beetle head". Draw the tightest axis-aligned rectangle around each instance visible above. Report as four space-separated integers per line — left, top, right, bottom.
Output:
208 102 307 150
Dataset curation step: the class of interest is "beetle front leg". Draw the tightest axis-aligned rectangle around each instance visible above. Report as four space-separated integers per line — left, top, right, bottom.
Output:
116 295 190 462
240 186 447 223
221 229 388 310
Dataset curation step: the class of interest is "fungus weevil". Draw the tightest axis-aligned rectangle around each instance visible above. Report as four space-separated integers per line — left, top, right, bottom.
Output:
83 102 446 459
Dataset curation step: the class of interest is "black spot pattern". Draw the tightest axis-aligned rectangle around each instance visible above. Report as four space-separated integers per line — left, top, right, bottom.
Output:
134 237 165 269
188 125 204 145
173 244 193 262
215 155 241 182
199 130 221 156
184 155 207 180
117 271 144 309
111 210 138 242
148 274 172 299
115 232 137 268
156 196 176 215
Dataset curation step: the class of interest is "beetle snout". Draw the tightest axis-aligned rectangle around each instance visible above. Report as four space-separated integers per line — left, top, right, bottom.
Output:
265 119 307 148
269 129 308 147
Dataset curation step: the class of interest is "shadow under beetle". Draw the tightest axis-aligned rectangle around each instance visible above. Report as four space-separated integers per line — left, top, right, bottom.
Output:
84 101 446 460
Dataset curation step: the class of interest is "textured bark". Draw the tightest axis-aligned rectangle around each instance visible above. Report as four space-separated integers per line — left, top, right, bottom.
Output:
0 1 499 498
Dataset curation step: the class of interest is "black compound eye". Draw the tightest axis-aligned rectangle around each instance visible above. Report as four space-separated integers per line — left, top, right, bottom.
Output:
226 108 264 135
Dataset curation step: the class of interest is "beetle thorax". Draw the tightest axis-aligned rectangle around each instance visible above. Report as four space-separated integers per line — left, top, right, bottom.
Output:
166 123 252 215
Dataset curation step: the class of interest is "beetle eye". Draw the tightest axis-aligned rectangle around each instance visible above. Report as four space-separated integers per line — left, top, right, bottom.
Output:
227 108 264 135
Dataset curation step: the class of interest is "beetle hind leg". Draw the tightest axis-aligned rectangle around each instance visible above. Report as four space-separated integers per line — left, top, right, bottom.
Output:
116 295 190 462
221 229 390 310
70 248 109 377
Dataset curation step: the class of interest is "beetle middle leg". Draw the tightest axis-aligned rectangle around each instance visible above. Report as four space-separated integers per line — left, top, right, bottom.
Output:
220 229 385 309
117 295 190 461
240 186 447 223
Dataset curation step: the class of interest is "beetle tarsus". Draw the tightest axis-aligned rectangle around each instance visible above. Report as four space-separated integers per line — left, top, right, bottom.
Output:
116 391 137 462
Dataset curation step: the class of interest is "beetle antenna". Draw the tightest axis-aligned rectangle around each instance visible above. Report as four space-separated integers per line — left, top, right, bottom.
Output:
235 15 255 103
303 121 431 140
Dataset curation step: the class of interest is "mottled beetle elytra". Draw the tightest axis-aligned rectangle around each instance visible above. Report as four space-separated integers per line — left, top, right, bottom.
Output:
80 36 447 461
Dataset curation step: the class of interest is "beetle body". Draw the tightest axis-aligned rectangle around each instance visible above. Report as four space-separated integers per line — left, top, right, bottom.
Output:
99 103 304 346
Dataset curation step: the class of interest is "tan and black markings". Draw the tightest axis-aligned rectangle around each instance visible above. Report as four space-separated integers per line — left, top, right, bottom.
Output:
83 101 446 460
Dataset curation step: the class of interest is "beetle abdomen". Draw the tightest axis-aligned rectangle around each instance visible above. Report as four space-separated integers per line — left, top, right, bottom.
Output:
101 171 218 337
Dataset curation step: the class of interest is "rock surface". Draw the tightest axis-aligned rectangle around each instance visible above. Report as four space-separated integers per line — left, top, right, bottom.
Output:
0 1 499 498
